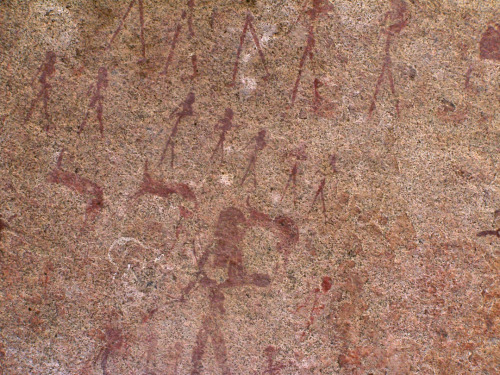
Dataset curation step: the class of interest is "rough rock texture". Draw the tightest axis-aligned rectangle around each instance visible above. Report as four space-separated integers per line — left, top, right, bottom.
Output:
0 0 499 374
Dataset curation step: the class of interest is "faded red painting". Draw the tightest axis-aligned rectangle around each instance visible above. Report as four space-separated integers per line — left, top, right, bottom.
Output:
0 1 498 374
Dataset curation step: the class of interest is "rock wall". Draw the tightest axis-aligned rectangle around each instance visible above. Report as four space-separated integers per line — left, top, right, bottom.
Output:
0 1 498 374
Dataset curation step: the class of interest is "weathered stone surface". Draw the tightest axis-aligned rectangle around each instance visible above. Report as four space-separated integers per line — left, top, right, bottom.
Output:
0 0 498 374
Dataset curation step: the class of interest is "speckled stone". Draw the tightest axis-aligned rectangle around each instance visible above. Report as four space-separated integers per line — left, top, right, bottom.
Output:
0 1 498 374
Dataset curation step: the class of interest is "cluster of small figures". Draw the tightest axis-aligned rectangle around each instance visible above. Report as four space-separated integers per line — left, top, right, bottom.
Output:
22 0 499 134
9 0 500 374
23 0 413 132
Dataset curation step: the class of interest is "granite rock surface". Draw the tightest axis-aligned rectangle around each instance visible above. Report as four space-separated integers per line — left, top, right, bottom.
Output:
0 0 499 374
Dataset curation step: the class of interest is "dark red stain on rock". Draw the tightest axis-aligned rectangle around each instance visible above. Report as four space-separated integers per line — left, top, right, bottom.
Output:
479 24 500 61
321 276 332 292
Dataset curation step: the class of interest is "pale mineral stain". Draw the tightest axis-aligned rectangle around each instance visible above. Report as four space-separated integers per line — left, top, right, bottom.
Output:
259 23 277 47
240 76 257 95
219 174 233 186
30 1 77 51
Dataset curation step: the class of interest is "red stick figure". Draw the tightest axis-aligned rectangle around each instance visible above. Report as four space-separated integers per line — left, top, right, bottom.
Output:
310 177 327 216
47 149 104 225
311 77 336 116
25 51 57 131
162 12 185 76
310 153 337 220
290 0 334 107
158 92 195 167
281 143 308 205
79 67 108 135
296 276 332 340
228 12 270 87
210 108 241 161
107 0 146 61
329 153 337 173
161 1 198 80
368 0 409 118
241 129 267 189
